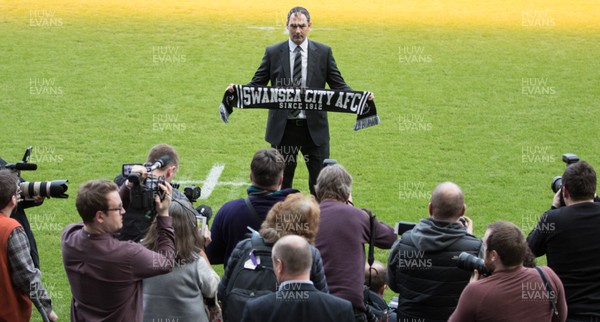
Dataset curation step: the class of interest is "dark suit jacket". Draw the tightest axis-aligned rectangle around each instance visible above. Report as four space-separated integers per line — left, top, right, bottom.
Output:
240 282 355 322
248 40 351 146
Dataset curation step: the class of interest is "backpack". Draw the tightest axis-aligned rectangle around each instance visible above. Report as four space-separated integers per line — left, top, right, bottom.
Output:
222 234 277 322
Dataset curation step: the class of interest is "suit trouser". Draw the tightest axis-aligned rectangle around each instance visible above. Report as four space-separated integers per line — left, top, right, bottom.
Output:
274 119 329 195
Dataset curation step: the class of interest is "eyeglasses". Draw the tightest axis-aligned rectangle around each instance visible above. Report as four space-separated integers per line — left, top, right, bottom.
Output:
104 206 124 213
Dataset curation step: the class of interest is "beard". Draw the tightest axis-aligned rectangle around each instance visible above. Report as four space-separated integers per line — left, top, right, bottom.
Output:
484 253 496 274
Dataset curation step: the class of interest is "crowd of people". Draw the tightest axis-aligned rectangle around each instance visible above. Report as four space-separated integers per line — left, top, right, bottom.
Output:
2 142 599 322
1 5 599 322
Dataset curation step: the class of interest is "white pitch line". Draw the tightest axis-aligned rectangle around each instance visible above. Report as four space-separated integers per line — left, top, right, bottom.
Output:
176 180 249 187
199 164 225 200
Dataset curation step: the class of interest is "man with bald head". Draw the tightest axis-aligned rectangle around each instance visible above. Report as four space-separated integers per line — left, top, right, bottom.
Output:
241 235 354 322
387 182 482 322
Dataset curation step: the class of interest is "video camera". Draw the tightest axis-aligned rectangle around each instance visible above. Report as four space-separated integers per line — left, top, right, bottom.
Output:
122 156 202 212
1 146 69 200
122 156 171 212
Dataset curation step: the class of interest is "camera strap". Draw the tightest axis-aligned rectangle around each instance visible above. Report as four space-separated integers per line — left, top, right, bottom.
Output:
534 266 559 316
367 210 375 287
244 197 261 226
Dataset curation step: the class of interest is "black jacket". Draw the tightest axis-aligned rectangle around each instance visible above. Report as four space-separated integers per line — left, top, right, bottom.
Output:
527 202 600 319
387 218 481 321
218 237 328 302
240 282 354 322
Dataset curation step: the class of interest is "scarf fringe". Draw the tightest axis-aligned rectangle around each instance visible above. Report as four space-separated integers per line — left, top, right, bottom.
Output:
354 115 380 131
219 103 230 123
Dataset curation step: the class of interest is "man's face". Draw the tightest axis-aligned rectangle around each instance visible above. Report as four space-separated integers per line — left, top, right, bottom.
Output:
482 229 496 273
101 190 124 233
287 13 311 46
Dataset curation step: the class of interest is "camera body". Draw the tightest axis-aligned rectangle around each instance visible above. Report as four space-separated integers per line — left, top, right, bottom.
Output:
551 153 580 193
127 172 166 211
457 252 490 276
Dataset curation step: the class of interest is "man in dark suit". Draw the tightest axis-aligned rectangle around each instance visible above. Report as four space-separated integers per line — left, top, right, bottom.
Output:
229 6 372 195
240 235 354 322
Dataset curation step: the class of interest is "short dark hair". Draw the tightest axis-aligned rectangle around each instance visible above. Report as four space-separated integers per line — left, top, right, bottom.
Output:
147 144 179 169
76 179 118 223
0 170 18 210
287 6 310 24
485 221 527 267
563 161 596 201
430 182 464 220
272 235 313 276
315 164 352 202
251 149 285 188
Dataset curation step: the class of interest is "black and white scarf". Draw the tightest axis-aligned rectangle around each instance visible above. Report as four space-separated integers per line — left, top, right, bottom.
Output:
219 85 380 130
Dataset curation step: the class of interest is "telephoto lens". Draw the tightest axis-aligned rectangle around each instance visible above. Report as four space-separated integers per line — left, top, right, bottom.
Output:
457 252 490 276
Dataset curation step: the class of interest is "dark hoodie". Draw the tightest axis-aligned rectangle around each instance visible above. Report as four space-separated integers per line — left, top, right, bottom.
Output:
387 218 481 322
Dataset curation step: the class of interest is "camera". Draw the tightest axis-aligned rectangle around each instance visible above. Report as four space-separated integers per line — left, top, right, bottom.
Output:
127 173 166 211
2 146 69 201
20 180 69 199
171 183 201 204
394 221 416 235
551 153 580 193
457 252 490 276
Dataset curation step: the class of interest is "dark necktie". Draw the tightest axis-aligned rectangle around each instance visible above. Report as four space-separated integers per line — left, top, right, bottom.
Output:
293 46 303 88
290 46 303 118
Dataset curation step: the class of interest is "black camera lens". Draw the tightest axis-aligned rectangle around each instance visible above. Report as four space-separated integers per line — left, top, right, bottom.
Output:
551 176 562 193
457 252 489 276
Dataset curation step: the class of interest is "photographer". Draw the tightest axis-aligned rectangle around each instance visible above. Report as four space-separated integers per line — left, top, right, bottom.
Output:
0 157 43 268
450 221 566 322
0 170 58 322
61 179 176 321
314 164 396 322
387 182 481 322
118 144 192 242
527 161 600 321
